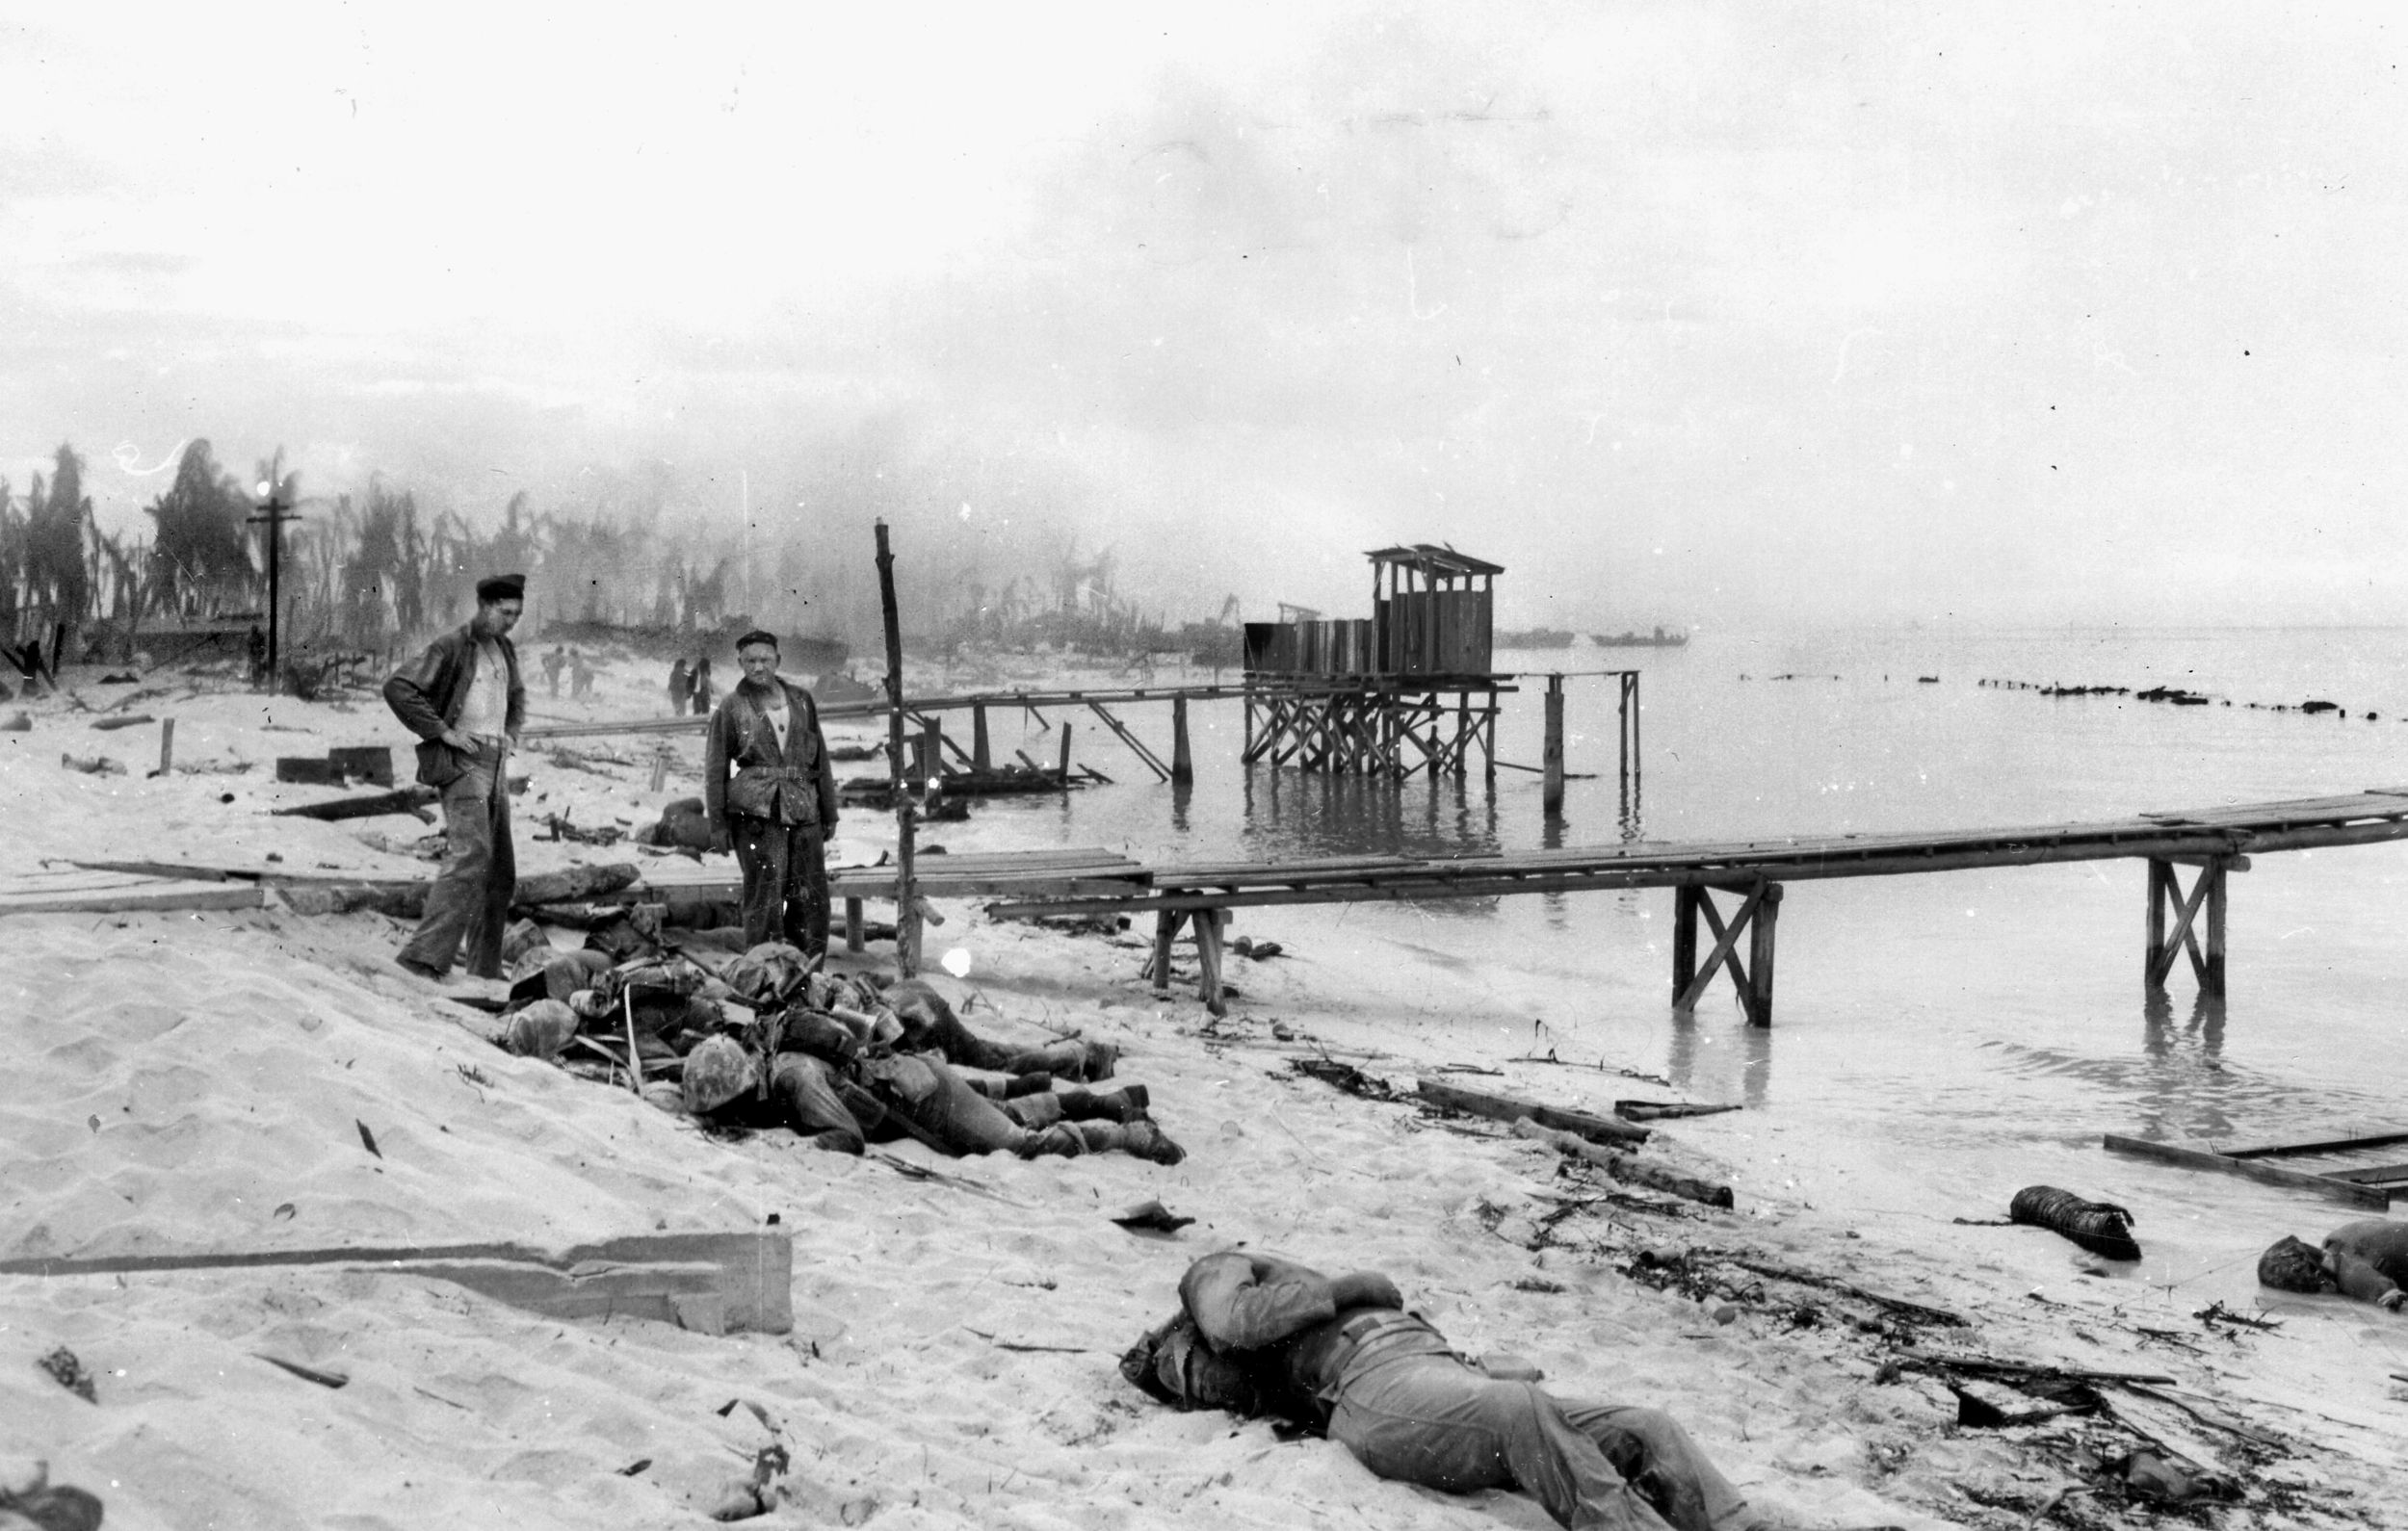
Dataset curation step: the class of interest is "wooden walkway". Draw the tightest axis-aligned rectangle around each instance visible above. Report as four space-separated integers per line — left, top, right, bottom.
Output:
832 789 2408 1020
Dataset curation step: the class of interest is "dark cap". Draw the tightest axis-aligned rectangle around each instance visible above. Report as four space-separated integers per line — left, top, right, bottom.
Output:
476 573 527 603
734 629 779 653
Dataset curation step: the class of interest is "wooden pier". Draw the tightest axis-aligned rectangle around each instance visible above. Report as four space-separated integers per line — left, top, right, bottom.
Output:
826 789 2408 1021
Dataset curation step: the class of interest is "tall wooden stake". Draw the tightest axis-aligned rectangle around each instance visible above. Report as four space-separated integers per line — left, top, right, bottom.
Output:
875 520 918 975
1541 673 1565 814
1170 696 1193 782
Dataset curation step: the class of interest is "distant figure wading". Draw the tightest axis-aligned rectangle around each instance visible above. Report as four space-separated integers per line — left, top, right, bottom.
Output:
384 574 526 981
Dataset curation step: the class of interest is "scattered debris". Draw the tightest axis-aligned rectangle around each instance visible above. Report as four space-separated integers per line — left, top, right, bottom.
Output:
1290 1057 1402 1102
356 1120 383 1158
2194 1300 2280 1332
1110 1199 1195 1233
58 753 124 776
253 1352 350 1388
36 1346 96 1402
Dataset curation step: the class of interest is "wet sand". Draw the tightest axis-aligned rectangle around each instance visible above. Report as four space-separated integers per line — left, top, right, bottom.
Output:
3 656 2402 1529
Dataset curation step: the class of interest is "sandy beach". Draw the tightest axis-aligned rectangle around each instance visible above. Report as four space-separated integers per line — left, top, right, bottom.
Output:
6 655 2406 1531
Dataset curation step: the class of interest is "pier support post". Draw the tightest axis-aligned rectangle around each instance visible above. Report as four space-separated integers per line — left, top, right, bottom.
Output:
1671 886 1699 1001
1670 881 1782 1027
1542 674 1565 814
972 704 991 772
157 717 174 778
1057 721 1074 783
1171 696 1193 783
2146 854 2239 997
845 897 864 953
922 718 944 789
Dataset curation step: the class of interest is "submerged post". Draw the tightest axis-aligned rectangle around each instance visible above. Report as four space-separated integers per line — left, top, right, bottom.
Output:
875 520 918 975
1057 720 1074 783
1171 695 1193 783
972 703 991 772
1542 673 1565 814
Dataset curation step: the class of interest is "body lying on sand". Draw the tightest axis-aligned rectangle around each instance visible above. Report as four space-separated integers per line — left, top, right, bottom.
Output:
485 936 1186 1166
1126 1249 1898 1531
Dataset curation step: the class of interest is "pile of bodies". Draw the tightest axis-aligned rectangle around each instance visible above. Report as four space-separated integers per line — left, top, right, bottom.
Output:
485 941 1186 1165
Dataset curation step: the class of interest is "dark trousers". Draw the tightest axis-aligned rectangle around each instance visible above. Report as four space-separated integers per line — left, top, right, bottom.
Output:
399 744 514 978
732 817 828 954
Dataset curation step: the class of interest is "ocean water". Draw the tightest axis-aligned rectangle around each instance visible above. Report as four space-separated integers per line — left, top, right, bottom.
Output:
931 628 2408 1318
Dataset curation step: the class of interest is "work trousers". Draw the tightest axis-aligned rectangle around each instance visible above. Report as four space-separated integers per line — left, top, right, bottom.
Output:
399 743 514 979
766 1052 1150 1160
731 817 828 955
1328 1355 1751 1531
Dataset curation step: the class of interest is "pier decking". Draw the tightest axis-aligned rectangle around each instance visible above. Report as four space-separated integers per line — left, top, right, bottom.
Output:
832 789 2408 1021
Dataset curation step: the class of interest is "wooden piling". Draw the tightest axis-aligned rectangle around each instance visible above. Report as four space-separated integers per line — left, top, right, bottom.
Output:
2204 856 2228 997
972 704 991 771
1671 885 1699 1003
1745 884 1782 1027
922 717 943 790
1541 674 1565 814
1057 720 1074 783
157 717 175 778
1171 696 1193 783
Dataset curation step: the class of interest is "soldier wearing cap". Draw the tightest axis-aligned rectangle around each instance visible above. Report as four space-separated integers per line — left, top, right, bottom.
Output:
384 573 527 980
703 629 841 953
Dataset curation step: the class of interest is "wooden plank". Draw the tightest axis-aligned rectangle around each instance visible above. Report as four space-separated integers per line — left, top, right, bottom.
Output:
2319 1163 2408 1185
2212 1128 2408 1160
0 1231 793 1334
2102 1134 2390 1208
1416 1078 1651 1146
0 879 265 917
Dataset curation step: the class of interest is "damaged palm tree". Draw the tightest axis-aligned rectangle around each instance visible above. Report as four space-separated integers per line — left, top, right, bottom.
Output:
2009 1184 2141 1261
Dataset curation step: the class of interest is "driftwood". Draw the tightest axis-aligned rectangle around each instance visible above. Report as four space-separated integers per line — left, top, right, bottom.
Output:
270 785 438 821
1615 1100 1742 1122
1418 1078 1650 1146
90 713 155 732
1723 1257 1967 1327
1510 1119 1734 1208
2009 1184 2141 1260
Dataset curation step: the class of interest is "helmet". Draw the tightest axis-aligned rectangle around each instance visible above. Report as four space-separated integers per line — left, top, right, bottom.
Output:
505 999 578 1061
681 1035 758 1114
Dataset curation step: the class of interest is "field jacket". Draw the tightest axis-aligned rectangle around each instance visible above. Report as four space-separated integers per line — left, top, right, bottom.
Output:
384 626 524 788
704 678 839 830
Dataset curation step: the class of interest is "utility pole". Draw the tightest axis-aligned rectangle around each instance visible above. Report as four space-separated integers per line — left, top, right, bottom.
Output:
247 481 301 687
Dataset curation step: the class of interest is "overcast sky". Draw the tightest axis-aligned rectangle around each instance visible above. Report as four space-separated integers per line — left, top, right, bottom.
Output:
4 2 2404 629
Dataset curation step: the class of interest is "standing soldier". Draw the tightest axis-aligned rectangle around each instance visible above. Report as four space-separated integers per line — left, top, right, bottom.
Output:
542 644 566 697
691 653 716 715
667 655 692 716
384 573 527 980
704 631 839 954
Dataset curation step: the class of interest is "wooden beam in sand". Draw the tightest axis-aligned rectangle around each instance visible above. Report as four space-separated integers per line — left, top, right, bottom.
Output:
0 1231 794 1336
0 869 264 918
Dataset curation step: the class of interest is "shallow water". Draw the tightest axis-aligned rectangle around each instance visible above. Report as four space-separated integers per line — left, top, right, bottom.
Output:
926 627 2408 1325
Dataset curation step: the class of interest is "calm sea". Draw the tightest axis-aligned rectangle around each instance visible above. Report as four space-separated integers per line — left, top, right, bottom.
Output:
924 628 2408 1315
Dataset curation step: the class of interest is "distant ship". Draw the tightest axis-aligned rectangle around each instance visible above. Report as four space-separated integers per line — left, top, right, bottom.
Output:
1497 627 1578 649
1590 626 1689 648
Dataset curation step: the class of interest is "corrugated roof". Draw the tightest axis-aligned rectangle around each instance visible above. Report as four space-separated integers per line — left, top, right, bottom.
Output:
1364 543 1505 577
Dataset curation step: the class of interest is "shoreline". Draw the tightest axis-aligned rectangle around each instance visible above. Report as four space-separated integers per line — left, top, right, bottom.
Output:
4 657 2402 1529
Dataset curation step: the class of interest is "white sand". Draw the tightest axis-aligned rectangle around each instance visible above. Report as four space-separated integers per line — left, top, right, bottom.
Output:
4 659 2403 1529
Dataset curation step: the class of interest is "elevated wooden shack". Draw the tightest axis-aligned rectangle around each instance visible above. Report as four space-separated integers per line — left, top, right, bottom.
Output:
1242 545 1509 779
